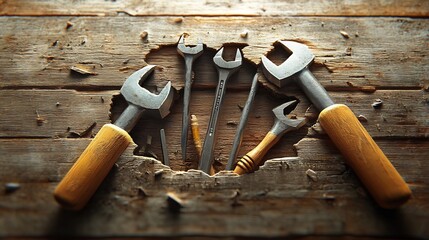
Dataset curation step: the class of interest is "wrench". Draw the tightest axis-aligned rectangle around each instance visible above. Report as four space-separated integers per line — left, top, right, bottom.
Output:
54 65 174 210
261 41 411 209
199 47 242 174
234 100 306 174
177 34 204 161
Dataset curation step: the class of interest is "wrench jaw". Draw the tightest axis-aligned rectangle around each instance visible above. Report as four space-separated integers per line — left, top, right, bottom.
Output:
121 66 174 112
270 100 307 136
261 41 314 88
213 47 243 73
177 35 204 59
154 81 174 119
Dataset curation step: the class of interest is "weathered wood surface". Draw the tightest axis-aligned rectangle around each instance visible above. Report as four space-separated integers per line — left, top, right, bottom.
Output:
0 17 428 89
1 0 428 238
0 89 427 172
1 0 428 17
0 138 428 237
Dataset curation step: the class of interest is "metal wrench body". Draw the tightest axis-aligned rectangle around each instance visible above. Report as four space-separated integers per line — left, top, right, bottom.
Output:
177 35 203 161
226 73 259 170
199 47 242 174
181 56 195 161
114 103 145 132
199 69 233 173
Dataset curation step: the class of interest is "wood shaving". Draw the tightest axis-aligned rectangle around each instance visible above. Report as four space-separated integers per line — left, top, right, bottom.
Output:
140 31 148 40
66 21 73 30
357 115 368 122
5 182 20 194
340 30 350 39
173 17 183 23
35 111 46 126
306 169 318 182
360 86 376 93
372 99 383 109
240 30 248 38
167 192 184 212
70 64 98 75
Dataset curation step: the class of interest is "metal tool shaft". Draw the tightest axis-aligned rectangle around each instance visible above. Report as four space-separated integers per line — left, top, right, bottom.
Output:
199 69 231 173
296 68 334 111
114 103 145 132
226 73 259 170
181 56 194 161
160 128 170 166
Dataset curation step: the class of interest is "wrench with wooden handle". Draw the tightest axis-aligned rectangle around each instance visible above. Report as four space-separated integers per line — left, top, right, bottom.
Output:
54 65 174 210
261 41 411 209
234 100 306 174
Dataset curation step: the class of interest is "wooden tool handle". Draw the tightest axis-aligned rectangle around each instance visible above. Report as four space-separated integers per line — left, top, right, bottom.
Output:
318 104 411 209
54 124 133 210
234 132 280 175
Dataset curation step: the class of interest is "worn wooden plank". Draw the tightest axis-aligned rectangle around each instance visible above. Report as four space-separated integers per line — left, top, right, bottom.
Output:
0 89 427 172
1 0 428 17
0 17 427 89
0 90 115 138
0 138 428 238
1 89 427 139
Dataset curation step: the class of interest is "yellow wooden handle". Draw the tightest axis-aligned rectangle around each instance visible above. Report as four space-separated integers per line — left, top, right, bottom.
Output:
319 104 411 208
234 132 280 175
54 124 133 210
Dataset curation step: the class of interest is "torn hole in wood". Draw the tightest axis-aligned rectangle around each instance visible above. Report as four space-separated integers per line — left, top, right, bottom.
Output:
109 43 309 175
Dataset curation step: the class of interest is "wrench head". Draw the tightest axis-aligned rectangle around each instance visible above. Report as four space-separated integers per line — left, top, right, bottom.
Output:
120 65 174 119
177 35 204 59
261 41 314 88
213 47 242 72
272 100 307 129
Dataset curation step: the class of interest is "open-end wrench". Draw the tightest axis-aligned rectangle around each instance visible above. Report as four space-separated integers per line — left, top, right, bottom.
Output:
261 41 411 209
54 65 174 210
199 47 242 174
177 34 204 161
234 100 306 174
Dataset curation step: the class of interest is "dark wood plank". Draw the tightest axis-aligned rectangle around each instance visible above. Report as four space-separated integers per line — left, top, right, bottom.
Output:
0 17 427 89
1 0 428 17
1 89 427 140
0 138 428 238
0 90 115 138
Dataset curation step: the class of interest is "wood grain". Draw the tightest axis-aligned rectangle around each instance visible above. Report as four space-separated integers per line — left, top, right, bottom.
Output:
0 17 427 89
1 1 428 237
0 138 428 237
54 123 133 210
319 104 411 208
1 89 426 138
1 0 428 17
